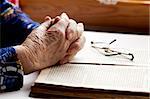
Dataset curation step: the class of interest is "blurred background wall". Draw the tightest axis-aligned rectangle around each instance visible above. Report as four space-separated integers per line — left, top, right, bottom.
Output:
20 0 150 35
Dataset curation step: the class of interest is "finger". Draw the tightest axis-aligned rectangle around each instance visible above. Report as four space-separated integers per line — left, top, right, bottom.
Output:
59 36 86 64
77 23 84 38
45 16 51 21
38 17 52 31
60 36 85 64
68 35 86 54
66 19 78 40
60 13 69 20
59 54 76 64
60 13 70 39
51 16 61 25
48 18 69 35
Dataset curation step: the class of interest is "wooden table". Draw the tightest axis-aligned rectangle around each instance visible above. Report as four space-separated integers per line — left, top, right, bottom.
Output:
20 0 150 34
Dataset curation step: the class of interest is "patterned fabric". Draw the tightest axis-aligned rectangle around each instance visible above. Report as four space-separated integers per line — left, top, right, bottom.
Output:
0 0 39 92
0 47 23 92
1 0 40 48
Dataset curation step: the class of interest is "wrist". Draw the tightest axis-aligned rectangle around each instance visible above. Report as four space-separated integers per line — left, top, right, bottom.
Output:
14 45 35 74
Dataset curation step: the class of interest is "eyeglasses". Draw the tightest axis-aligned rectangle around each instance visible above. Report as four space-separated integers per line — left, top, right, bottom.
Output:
91 39 134 61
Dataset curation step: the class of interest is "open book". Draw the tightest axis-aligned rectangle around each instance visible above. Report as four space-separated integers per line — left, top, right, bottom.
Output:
30 31 150 98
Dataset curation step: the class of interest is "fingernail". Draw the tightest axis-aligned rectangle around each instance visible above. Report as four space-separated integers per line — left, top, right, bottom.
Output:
53 16 61 24
45 16 51 21
68 49 74 54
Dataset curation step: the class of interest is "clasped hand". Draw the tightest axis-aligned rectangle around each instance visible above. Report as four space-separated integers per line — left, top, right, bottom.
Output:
15 13 85 74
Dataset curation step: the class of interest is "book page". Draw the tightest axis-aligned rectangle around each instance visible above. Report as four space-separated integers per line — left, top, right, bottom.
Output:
70 32 150 67
36 64 150 93
70 46 150 67
35 32 150 93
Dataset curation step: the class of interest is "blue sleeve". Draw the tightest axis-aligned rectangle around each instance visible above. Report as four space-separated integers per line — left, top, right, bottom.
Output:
0 0 36 92
0 0 40 47
0 47 24 92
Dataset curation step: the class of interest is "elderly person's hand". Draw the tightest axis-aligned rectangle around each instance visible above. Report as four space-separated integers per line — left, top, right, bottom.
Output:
14 13 85 74
56 13 85 64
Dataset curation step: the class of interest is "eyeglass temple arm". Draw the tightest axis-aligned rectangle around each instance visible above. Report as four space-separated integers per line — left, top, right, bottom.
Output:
91 39 117 45
105 52 134 61
109 39 117 45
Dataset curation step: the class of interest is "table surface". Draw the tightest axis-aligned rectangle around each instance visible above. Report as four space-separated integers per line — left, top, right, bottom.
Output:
0 31 149 99
0 72 39 99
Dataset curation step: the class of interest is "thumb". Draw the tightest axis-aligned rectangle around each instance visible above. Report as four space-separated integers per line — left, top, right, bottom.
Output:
38 16 52 31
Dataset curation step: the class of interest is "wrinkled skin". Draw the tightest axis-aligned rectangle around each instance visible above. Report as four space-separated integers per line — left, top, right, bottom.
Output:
15 13 85 74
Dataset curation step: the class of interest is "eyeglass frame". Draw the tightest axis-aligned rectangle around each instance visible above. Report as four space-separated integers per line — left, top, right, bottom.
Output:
91 39 134 61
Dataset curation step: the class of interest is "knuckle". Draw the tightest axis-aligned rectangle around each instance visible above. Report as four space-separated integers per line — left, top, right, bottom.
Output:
74 42 81 50
50 26 63 34
67 28 75 33
47 28 64 40
69 19 76 24
59 18 67 25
